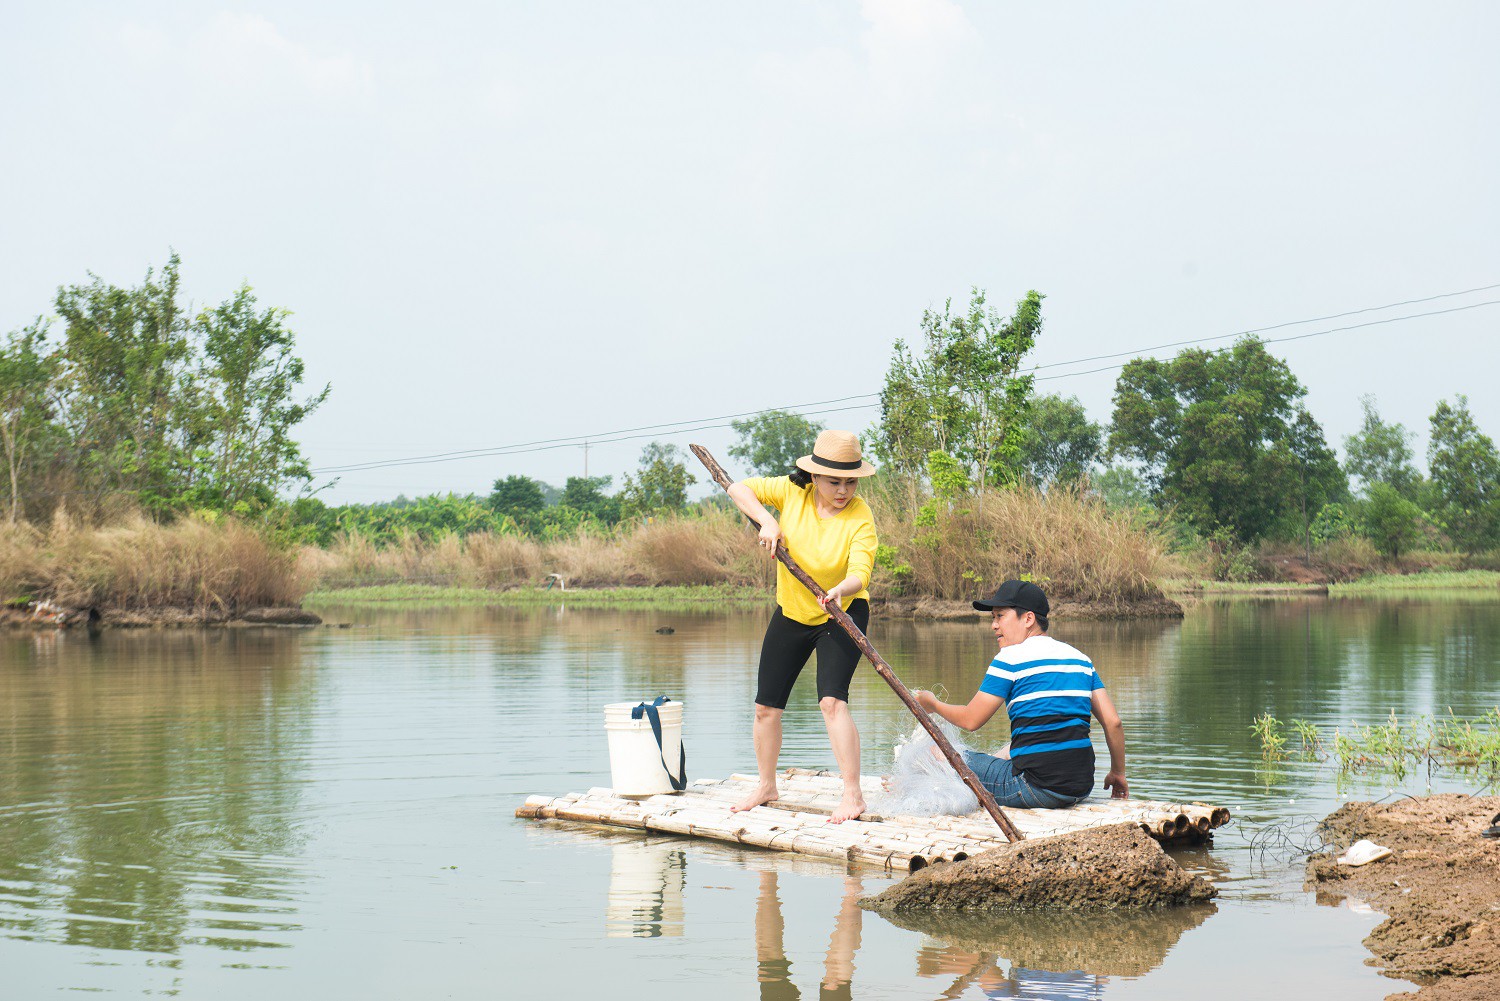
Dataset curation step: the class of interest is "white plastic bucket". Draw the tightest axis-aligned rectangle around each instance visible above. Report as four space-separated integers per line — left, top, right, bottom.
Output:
604 700 685 797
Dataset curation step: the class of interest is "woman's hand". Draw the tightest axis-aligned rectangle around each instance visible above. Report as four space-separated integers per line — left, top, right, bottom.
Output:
818 584 844 609
757 520 783 555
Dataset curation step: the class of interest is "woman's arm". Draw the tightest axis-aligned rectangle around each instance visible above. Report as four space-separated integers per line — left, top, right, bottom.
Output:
821 517 876 608
818 573 865 608
727 481 783 552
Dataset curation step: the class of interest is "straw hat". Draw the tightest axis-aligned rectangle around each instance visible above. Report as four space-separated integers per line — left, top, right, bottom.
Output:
795 430 877 478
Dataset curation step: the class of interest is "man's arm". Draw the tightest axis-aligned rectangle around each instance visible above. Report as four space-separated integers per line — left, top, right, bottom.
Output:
1092 688 1128 799
913 689 1003 732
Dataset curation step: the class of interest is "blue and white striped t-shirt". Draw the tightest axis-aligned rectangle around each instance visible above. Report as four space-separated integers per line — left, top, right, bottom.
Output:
978 634 1104 797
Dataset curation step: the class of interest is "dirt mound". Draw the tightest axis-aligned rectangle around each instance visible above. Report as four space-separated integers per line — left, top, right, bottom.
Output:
861 824 1217 912
1306 794 1500 999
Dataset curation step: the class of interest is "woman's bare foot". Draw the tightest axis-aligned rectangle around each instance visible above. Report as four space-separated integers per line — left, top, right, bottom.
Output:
829 792 865 824
731 781 779 813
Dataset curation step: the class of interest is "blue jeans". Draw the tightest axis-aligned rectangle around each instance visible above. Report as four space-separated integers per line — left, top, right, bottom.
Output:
962 749 1085 809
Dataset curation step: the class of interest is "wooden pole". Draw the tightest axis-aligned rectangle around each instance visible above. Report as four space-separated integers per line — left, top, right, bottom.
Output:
690 444 1024 843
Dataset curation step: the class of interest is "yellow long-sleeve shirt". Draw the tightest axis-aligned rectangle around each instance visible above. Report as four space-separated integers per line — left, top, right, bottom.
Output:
744 476 878 626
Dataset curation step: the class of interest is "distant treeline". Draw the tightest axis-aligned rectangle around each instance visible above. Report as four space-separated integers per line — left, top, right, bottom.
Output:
6 268 1498 574
346 288 1499 572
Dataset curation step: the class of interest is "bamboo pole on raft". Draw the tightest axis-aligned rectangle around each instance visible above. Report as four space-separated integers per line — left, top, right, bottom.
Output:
690 444 1024 844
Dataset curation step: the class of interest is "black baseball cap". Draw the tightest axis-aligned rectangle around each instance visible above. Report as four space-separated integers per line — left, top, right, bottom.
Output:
972 579 1049 618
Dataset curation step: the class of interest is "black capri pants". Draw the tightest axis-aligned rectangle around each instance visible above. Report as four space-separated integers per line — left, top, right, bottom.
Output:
755 599 870 710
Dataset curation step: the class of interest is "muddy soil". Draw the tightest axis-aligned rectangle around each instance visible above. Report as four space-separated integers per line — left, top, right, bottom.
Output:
1 605 322 629
861 823 1216 912
872 595 1185 621
1306 794 1500 1000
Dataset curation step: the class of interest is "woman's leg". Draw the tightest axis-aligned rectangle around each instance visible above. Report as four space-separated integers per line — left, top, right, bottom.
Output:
732 703 784 813
735 608 816 813
815 600 869 823
820 697 864 823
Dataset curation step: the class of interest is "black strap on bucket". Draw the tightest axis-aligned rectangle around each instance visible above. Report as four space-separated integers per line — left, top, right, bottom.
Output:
631 696 687 792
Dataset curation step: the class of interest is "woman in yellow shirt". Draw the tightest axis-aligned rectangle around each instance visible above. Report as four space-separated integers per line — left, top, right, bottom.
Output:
726 429 878 824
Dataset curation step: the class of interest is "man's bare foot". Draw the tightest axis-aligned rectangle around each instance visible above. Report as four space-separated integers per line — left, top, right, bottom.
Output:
829 792 865 824
731 781 778 813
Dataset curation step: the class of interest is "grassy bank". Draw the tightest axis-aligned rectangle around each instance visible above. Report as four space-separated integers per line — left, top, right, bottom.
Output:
1330 569 1500 592
296 504 777 591
1 515 305 613
305 582 770 608
1162 580 1327 595
11 491 1495 620
297 484 1179 613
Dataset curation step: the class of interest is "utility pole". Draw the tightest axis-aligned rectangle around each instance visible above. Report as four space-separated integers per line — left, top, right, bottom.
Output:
582 440 589 479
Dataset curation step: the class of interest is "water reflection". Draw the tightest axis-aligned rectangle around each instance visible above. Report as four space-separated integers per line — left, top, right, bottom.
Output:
605 840 685 938
895 903 1215 983
755 870 864 1001
0 629 313 955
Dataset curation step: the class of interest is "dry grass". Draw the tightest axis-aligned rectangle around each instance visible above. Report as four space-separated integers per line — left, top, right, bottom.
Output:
870 485 1176 607
544 529 626 586
1 512 306 611
301 509 775 591
301 489 1167 605
622 508 772 586
303 530 544 589
1248 538 1480 585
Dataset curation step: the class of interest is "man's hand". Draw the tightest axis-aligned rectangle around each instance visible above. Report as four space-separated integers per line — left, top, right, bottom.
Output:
1103 771 1129 799
913 689 939 712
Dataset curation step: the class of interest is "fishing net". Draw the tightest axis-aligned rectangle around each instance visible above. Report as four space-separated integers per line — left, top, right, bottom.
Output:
874 716 980 818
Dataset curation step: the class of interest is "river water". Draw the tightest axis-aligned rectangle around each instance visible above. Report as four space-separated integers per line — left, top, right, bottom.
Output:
2 594 1498 998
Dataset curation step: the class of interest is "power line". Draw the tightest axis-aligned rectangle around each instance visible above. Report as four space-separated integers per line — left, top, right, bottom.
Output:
1034 297 1500 383
309 393 879 473
1028 280 1500 373
312 402 882 474
311 291 1500 475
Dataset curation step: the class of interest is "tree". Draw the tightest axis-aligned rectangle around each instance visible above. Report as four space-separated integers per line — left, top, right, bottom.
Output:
490 475 547 518
0 322 61 522
1361 482 1424 559
560 475 621 526
620 443 696 516
1017 393 1101 487
1343 395 1421 499
1108 337 1342 542
1092 465 1150 512
1287 408 1349 554
872 288 1042 486
43 255 326 517
1427 395 1500 555
729 410 823 476
188 285 329 509
53 254 193 512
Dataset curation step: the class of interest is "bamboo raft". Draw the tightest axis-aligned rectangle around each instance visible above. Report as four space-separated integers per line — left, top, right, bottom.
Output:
517 768 1231 874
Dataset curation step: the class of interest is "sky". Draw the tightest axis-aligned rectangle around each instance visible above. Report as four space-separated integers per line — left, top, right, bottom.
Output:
3 1 1497 503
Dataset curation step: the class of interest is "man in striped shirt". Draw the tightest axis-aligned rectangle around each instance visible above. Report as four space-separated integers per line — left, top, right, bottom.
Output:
914 580 1128 808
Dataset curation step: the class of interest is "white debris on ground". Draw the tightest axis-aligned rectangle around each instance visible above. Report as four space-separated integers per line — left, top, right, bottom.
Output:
1336 839 1393 866
872 717 980 817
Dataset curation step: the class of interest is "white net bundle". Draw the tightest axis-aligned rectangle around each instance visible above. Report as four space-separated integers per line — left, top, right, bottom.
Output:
873 716 980 818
